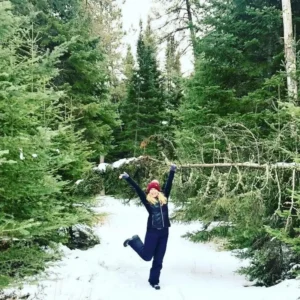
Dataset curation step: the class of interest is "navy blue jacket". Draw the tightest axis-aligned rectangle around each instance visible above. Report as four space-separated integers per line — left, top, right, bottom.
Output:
125 170 175 229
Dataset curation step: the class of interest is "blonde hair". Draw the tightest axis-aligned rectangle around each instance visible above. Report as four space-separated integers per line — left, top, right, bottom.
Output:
146 192 167 205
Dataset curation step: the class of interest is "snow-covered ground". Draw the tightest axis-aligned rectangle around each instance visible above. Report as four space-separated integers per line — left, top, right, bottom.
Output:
3 196 300 300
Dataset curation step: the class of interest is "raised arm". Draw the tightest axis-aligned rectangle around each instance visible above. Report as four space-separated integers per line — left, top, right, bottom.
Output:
164 164 176 199
119 172 149 209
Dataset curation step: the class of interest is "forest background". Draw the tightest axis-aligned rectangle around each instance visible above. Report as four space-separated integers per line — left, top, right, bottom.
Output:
1 0 300 289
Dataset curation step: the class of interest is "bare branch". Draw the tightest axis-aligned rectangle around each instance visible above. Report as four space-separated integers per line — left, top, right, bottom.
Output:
285 168 296 231
158 26 190 43
274 168 282 214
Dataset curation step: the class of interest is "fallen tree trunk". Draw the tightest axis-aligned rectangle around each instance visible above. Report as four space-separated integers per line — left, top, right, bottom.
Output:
178 162 300 170
141 155 300 170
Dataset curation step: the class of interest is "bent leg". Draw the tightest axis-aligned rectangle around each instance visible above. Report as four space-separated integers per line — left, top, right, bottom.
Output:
148 232 169 285
129 230 158 261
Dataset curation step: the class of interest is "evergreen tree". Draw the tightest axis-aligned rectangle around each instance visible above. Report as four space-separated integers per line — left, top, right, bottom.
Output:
0 1 95 286
107 45 135 160
164 36 182 128
177 0 290 161
119 19 166 157
171 0 300 286
85 0 125 107
10 0 119 163
124 45 135 82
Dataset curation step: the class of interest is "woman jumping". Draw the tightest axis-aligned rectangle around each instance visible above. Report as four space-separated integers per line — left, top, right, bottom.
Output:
119 164 176 290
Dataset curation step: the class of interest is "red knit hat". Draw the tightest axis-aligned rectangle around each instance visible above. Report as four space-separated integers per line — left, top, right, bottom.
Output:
146 181 161 193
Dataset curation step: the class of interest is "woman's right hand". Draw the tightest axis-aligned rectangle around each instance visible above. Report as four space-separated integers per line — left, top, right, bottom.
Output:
119 172 129 179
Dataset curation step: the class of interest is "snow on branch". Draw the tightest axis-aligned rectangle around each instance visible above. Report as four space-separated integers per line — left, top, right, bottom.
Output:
94 155 300 172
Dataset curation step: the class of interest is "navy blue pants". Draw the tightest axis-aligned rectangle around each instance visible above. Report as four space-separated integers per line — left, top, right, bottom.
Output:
129 228 169 285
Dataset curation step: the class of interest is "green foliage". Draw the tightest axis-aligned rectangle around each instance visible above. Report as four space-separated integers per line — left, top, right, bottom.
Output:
171 118 300 285
163 36 183 158
0 242 61 288
237 239 300 286
10 0 119 161
0 151 16 166
117 20 167 158
5 0 300 290
0 1 104 288
73 169 105 198
172 0 300 286
183 225 233 243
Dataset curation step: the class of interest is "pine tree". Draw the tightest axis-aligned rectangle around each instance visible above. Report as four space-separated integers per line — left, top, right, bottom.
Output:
85 0 125 108
107 45 135 160
172 0 300 286
124 45 135 82
119 19 166 157
165 36 182 127
177 0 290 161
0 2 94 286
10 0 119 162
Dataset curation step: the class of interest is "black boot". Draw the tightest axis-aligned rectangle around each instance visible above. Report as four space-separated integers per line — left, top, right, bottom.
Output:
150 283 160 290
123 235 139 247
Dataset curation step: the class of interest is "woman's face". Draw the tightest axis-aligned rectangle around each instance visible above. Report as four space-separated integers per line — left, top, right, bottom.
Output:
149 188 159 198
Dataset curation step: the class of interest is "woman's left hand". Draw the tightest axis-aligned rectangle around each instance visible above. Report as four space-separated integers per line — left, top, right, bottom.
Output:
170 164 177 171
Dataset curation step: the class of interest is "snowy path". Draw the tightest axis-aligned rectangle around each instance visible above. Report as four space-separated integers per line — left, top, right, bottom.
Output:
6 196 300 300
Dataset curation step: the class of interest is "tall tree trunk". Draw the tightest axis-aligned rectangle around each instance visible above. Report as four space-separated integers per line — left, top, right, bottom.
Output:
185 0 197 58
282 0 298 102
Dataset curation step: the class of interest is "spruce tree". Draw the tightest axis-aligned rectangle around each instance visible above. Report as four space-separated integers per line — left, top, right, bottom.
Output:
124 45 135 82
119 19 166 157
0 2 93 286
108 45 135 160
171 0 300 286
86 0 125 104
177 0 290 161
10 0 119 162
164 35 182 129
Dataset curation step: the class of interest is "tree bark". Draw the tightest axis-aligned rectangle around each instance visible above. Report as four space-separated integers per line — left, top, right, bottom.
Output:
282 0 298 102
185 0 197 58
